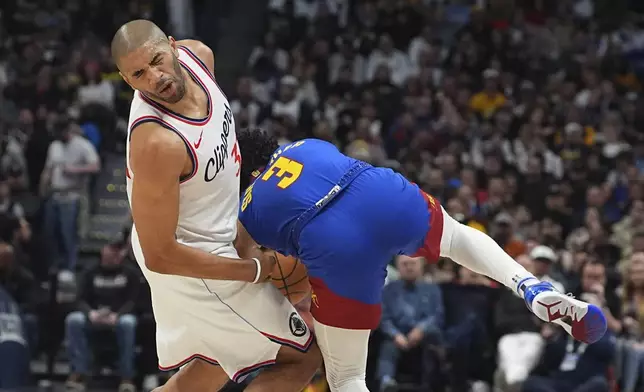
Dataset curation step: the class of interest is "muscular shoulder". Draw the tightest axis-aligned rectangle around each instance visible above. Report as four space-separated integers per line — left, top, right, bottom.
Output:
129 122 186 178
177 39 215 74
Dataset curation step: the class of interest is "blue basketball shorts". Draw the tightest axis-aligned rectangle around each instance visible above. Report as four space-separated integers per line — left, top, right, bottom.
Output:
297 167 444 329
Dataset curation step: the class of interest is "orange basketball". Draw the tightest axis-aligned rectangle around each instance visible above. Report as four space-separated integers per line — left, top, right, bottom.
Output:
271 252 311 304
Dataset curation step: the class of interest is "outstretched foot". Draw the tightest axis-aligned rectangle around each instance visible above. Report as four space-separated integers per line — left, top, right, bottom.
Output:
523 281 607 344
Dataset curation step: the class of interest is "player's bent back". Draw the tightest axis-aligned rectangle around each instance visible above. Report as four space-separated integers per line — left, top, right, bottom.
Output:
240 138 436 327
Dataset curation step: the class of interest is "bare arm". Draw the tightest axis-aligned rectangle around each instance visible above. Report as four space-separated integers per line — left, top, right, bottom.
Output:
234 221 261 259
130 123 260 282
176 39 215 74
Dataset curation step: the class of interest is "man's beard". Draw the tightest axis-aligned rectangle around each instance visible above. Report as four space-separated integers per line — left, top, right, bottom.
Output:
151 56 187 104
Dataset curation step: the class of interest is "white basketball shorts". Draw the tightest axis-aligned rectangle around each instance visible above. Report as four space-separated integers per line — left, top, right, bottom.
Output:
131 238 313 382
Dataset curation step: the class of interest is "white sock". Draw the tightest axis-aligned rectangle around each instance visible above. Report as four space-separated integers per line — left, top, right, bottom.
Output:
439 208 539 297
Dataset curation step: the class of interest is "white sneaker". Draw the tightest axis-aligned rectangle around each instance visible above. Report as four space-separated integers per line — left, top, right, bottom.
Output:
522 281 607 344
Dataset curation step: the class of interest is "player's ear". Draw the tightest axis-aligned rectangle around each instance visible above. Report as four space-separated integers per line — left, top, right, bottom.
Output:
168 36 179 56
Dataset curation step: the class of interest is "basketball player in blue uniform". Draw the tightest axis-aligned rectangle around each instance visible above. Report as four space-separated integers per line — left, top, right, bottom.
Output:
236 128 607 392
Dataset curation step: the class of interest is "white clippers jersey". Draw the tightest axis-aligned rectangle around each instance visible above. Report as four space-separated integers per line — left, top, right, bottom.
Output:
125 46 240 258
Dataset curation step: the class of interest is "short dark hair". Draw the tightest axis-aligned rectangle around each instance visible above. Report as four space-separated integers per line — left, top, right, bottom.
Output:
580 256 605 275
237 128 278 191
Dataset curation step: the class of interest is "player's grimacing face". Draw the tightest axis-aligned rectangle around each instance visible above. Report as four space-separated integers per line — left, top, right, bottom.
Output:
119 42 187 104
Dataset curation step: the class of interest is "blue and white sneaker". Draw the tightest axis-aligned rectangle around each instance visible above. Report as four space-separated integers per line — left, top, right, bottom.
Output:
521 280 607 344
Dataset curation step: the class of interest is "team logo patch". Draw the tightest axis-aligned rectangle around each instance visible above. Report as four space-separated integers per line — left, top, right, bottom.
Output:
289 312 307 337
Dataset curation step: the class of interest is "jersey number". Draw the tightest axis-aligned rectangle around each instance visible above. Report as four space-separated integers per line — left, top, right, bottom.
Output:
232 142 241 177
240 156 303 212
261 156 303 189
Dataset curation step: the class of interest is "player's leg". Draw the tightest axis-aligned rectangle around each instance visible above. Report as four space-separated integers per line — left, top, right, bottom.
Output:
205 280 321 391
313 320 370 392
305 271 377 392
155 359 230 392
435 202 607 343
133 237 320 392
294 173 403 391
245 343 322 392
299 242 384 390
150 281 320 392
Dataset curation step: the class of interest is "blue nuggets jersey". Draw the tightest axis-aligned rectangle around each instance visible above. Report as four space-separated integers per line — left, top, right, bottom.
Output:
239 139 360 256
238 137 445 331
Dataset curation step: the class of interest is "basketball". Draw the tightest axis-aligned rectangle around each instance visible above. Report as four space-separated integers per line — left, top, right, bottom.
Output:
270 252 311 304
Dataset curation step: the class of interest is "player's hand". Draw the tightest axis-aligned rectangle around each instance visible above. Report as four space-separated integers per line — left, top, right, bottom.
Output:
541 324 557 339
407 327 424 348
88 310 102 324
394 334 409 350
253 250 277 283
105 312 118 326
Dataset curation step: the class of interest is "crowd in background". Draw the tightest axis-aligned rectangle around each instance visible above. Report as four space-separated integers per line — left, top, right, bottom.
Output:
239 0 644 391
0 1 165 391
2 0 644 391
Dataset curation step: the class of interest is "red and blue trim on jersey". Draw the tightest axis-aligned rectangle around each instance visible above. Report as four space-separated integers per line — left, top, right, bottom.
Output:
412 190 444 263
157 353 276 383
178 45 216 83
178 45 229 102
158 353 220 371
231 360 276 383
138 59 213 126
260 329 314 353
309 276 382 330
127 115 199 183
154 331 311 380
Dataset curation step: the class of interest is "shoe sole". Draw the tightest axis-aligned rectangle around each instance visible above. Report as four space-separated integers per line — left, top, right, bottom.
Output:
533 291 607 344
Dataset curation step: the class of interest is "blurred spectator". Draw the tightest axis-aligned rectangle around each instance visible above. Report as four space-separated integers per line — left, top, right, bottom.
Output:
0 177 26 222
619 252 644 392
64 243 140 391
248 32 289 74
377 255 444 391
0 176 32 262
494 255 545 392
0 285 30 390
366 34 412 87
469 69 506 119
491 213 527 258
528 246 565 292
0 241 40 351
231 77 262 129
611 199 644 269
574 259 623 334
40 117 100 272
442 267 496 392
329 36 366 85
0 129 28 191
77 62 115 110
265 75 312 131
522 328 615 392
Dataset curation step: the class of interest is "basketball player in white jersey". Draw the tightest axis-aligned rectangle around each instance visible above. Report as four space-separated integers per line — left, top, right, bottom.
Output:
111 20 321 391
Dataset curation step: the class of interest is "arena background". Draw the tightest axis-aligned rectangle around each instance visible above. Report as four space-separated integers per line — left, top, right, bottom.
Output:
0 0 644 391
